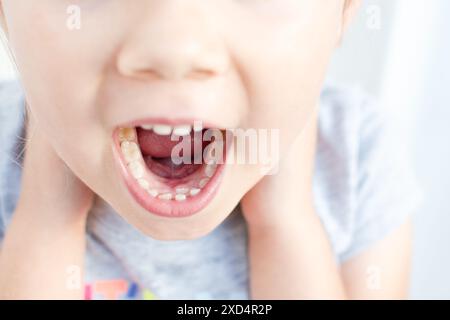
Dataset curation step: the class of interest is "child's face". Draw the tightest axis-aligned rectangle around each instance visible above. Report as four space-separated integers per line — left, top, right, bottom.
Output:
2 0 355 240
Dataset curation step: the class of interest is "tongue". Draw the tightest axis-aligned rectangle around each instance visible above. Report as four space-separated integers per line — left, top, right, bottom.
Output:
137 128 208 180
137 128 182 158
144 156 201 180
137 128 209 158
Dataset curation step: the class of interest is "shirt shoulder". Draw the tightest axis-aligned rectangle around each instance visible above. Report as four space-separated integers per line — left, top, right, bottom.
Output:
315 83 422 262
0 80 25 238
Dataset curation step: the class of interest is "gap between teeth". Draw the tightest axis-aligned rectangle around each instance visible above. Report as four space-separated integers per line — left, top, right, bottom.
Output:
118 126 217 201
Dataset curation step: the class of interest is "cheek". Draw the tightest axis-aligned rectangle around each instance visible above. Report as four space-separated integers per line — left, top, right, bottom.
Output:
6 2 127 128
227 4 338 139
5 2 129 169
1 2 124 204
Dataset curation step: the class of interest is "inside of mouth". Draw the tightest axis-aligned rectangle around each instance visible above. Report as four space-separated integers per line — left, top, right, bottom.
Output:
137 127 209 180
117 126 224 201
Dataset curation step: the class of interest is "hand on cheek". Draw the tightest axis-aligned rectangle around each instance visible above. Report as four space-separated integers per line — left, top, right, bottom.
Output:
241 110 318 232
17 111 94 225
0 111 94 299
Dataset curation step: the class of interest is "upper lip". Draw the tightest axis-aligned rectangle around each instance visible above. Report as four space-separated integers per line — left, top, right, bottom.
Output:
101 74 240 131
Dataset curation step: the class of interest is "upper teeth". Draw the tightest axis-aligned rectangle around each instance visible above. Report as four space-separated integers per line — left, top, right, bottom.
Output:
140 124 153 130
118 127 137 142
152 125 173 136
173 125 192 136
139 123 194 137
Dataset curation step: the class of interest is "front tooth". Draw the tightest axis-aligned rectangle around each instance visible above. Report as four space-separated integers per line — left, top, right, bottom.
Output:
140 124 153 130
128 161 144 179
175 194 187 201
173 125 192 136
121 141 141 163
158 193 173 200
205 164 217 178
118 128 136 142
193 122 203 132
189 188 201 196
153 125 172 136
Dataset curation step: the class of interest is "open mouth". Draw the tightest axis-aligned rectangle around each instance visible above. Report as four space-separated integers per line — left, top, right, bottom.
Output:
113 122 230 218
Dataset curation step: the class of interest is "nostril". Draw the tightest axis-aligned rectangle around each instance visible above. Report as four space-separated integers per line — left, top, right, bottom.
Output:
116 35 230 82
188 68 217 80
132 69 162 81
116 55 160 80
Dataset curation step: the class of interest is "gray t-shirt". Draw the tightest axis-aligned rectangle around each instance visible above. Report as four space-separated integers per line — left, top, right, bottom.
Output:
0 81 423 300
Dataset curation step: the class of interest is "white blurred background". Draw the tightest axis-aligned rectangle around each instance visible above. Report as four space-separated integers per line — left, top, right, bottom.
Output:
328 0 450 299
1 0 449 299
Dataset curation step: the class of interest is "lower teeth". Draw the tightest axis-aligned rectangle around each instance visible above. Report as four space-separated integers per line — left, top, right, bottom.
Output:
158 193 173 201
118 127 218 201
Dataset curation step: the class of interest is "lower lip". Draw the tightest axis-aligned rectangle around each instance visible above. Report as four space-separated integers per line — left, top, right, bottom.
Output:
112 135 227 218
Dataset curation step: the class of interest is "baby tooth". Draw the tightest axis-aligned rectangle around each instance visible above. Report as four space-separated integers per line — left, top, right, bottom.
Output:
189 188 201 196
158 193 173 200
140 124 153 130
193 122 203 132
175 187 189 194
137 178 149 190
148 189 159 198
119 128 136 142
153 125 172 136
175 194 187 201
121 141 140 163
205 164 217 178
128 161 144 179
199 178 209 188
173 125 192 136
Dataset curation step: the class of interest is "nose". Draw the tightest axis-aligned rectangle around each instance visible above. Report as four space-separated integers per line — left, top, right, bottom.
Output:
116 1 230 82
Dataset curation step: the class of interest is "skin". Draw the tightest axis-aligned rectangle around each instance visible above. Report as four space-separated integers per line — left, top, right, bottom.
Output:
0 0 412 299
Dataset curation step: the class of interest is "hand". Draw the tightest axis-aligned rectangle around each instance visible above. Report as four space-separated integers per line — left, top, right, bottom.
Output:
0 111 94 299
17 111 94 225
241 110 348 299
241 111 318 231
